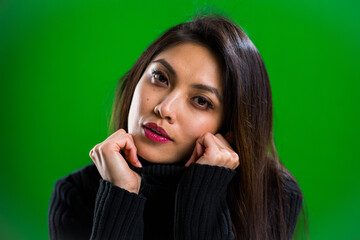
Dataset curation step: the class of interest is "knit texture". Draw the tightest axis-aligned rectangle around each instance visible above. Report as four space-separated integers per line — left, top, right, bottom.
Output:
48 161 302 239
174 164 235 240
90 180 145 239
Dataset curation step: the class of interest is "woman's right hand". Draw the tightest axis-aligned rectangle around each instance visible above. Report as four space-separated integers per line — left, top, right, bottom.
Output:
89 129 143 194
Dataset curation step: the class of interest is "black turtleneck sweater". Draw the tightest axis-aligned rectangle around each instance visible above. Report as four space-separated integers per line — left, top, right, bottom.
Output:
48 160 302 239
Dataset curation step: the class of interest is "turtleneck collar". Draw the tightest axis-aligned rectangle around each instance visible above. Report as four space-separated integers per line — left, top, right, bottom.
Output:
128 155 187 186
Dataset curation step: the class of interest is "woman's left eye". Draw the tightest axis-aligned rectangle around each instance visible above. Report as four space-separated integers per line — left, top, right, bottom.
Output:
192 96 214 110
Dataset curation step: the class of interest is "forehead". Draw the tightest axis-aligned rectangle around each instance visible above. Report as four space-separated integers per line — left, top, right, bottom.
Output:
153 43 222 90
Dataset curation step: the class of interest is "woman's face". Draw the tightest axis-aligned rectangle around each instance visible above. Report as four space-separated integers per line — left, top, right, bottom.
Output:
128 43 223 164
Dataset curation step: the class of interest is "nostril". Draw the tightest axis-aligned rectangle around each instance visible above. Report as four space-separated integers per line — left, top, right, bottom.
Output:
154 105 161 116
154 100 177 123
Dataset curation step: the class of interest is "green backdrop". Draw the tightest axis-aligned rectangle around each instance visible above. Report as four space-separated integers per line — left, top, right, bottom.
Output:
1 0 359 239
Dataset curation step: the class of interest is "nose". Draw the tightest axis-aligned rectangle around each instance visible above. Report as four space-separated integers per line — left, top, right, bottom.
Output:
154 93 179 124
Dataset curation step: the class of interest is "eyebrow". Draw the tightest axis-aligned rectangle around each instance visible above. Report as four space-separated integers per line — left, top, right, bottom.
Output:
191 84 222 103
152 58 222 103
152 59 177 77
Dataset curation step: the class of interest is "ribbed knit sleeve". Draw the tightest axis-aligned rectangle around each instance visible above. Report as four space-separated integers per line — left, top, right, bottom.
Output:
49 179 89 239
48 165 146 240
90 180 146 240
174 163 236 240
48 165 99 240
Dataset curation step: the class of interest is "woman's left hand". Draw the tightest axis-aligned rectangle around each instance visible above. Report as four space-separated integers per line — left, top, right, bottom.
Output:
185 132 239 170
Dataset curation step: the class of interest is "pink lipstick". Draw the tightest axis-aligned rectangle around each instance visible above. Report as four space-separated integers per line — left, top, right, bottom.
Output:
143 123 172 143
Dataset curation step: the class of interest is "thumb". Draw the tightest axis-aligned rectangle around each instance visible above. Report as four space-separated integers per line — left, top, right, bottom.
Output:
185 145 197 167
185 141 205 167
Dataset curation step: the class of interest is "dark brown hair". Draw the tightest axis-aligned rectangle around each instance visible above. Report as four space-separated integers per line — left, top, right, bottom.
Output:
110 12 305 240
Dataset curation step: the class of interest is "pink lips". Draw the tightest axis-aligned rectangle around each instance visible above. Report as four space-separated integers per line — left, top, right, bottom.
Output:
143 123 172 143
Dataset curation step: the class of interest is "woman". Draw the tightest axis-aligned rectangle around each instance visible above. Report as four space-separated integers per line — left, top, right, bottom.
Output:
48 13 304 240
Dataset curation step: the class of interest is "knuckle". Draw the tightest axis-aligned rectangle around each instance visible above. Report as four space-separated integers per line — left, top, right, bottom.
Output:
89 149 94 157
232 153 240 167
124 133 132 141
118 129 126 134
215 133 221 137
93 147 99 155
96 143 108 154
94 144 100 152
99 143 111 152
231 152 239 161
204 132 213 138
123 134 134 146
225 151 233 160
220 148 230 156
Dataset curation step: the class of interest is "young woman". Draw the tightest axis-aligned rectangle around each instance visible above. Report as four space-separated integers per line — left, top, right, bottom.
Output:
49 13 304 240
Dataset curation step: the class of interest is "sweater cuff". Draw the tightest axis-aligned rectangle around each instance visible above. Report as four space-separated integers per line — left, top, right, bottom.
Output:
91 179 146 240
178 163 236 199
174 163 236 239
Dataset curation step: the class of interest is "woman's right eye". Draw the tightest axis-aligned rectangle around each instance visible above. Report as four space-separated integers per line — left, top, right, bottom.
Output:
151 70 169 86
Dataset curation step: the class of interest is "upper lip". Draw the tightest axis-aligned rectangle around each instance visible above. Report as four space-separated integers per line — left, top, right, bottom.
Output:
144 122 172 140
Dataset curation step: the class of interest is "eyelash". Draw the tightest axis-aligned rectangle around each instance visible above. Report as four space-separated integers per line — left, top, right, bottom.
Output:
151 70 169 85
192 96 214 110
151 69 214 111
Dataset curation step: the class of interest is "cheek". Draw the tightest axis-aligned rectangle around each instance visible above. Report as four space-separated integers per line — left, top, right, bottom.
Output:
180 113 222 141
137 85 159 113
129 82 159 123
176 114 221 158
128 83 147 131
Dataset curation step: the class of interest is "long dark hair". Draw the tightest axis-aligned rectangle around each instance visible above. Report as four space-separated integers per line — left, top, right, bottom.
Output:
110 12 305 240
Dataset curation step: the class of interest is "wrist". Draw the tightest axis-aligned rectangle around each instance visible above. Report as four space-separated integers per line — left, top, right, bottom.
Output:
114 181 140 194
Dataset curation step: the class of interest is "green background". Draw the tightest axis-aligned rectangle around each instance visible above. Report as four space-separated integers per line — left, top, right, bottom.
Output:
1 0 359 239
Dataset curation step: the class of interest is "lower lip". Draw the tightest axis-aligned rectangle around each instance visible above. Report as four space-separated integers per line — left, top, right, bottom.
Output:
143 127 172 143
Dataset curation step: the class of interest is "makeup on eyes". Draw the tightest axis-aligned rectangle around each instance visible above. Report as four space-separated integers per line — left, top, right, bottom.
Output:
191 96 214 110
151 69 169 85
149 58 221 110
150 68 218 111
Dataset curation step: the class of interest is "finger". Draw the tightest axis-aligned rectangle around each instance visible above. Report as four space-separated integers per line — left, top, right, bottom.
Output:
214 133 232 149
215 134 239 167
107 128 127 139
89 148 93 159
187 133 216 166
106 133 141 168
107 130 142 168
197 132 218 155
185 144 198 167
195 155 209 165
196 140 205 157
185 134 207 167
89 143 100 160
121 135 142 168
